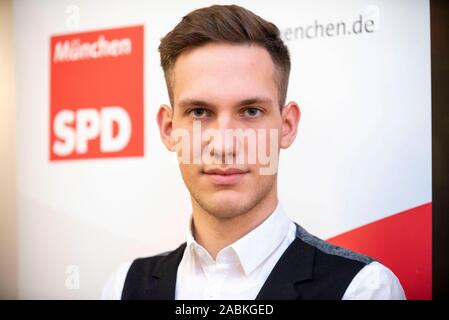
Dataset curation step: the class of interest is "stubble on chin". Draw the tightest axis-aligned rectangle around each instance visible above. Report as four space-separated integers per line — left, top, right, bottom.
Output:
189 182 274 221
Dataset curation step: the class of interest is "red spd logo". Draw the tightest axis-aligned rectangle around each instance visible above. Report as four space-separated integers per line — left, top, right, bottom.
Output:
50 25 144 161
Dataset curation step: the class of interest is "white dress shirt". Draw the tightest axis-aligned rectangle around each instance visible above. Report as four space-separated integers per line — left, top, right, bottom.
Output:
101 203 406 300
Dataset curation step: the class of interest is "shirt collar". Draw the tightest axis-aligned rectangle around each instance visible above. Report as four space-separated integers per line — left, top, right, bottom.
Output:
185 201 291 275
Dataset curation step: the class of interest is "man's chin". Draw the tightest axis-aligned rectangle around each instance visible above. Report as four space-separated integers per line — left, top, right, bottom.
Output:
196 191 254 219
209 189 247 203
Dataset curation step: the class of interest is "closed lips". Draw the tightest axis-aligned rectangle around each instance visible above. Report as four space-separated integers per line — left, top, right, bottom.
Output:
203 168 249 175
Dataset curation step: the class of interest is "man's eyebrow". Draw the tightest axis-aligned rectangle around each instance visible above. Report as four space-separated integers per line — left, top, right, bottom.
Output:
177 97 274 108
177 99 213 109
238 97 273 106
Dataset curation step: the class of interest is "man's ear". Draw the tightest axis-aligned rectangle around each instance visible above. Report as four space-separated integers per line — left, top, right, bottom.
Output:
156 104 175 151
280 101 301 149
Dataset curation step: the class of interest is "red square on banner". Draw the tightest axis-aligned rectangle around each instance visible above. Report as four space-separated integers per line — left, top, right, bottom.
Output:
49 25 144 161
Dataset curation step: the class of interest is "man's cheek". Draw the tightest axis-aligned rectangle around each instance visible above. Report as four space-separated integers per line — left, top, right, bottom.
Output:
256 128 280 175
170 126 197 164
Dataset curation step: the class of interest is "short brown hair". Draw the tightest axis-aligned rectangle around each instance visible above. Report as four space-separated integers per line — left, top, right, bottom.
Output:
159 4 291 107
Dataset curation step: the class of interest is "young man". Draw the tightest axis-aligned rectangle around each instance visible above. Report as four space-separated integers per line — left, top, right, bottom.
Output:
102 4 405 300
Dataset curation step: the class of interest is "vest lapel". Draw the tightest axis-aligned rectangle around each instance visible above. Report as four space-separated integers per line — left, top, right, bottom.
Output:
255 235 315 300
147 225 316 300
148 242 186 299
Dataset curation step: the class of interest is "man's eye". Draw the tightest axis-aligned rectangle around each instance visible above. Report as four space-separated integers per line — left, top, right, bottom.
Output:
189 108 209 118
243 107 262 118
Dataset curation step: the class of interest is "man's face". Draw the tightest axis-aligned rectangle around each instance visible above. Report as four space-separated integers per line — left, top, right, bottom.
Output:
160 42 297 219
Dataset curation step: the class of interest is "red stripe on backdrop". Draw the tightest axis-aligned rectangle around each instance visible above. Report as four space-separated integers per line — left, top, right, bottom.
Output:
327 203 432 300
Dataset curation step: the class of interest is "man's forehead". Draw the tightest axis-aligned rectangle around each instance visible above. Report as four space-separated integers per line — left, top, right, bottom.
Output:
176 42 272 63
171 42 279 106
173 43 275 79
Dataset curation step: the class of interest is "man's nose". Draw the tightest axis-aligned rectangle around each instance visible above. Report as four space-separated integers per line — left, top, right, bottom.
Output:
208 114 239 163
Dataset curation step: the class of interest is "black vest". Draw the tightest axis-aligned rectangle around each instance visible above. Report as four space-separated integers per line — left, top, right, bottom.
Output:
121 223 374 300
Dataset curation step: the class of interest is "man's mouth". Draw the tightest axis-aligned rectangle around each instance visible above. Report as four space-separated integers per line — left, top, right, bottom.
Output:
202 167 249 185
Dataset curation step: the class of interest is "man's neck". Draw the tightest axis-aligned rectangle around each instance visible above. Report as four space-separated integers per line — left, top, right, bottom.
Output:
190 188 278 259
